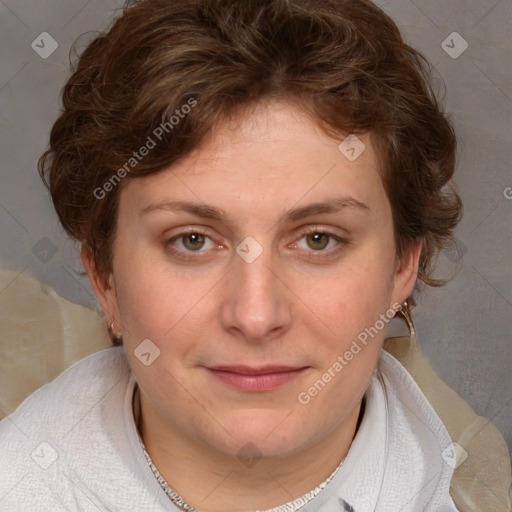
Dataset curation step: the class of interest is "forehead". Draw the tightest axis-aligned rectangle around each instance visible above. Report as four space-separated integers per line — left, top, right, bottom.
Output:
120 99 386 219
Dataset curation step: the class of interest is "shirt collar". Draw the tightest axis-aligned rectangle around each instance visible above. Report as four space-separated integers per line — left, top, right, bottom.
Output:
303 349 456 512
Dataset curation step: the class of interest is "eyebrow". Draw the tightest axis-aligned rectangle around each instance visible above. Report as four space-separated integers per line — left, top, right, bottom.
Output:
139 197 369 223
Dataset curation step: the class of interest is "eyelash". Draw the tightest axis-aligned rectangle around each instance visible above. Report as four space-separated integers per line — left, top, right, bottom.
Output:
164 227 216 261
292 227 348 259
164 226 349 261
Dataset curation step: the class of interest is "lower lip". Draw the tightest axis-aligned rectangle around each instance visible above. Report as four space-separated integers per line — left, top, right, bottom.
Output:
205 368 308 391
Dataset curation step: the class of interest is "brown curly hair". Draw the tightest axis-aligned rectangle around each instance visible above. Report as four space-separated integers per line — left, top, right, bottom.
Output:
39 0 462 313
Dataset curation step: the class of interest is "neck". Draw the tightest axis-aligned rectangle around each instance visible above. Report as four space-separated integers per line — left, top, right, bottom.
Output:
137 389 363 512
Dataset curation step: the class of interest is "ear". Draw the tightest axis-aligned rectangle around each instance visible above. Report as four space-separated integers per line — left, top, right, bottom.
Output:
80 243 120 327
390 238 423 307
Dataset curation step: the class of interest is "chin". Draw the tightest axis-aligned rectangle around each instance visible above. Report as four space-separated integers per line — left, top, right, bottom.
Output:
203 410 316 460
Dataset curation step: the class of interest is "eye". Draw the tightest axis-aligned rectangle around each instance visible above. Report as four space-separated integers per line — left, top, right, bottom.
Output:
166 230 217 253
293 228 347 255
302 232 332 251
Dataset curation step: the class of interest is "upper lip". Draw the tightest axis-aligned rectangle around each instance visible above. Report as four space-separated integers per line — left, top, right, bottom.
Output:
206 365 308 375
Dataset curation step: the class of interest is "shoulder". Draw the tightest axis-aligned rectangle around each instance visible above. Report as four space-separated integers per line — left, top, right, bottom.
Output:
1 347 130 435
377 349 460 511
323 348 460 512
0 347 135 509
381 340 512 512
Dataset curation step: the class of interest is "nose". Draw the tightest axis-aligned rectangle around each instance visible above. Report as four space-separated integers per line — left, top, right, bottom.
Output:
220 244 292 343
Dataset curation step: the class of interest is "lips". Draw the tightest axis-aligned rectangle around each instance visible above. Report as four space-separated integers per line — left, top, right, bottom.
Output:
204 365 310 391
208 365 305 375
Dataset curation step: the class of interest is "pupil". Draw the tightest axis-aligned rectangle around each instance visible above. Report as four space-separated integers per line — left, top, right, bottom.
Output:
184 233 205 250
308 233 328 250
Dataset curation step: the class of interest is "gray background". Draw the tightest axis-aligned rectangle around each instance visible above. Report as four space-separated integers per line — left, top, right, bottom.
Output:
0 0 511 456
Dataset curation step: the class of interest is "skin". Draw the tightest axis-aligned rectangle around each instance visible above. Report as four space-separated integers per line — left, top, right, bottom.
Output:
82 99 422 512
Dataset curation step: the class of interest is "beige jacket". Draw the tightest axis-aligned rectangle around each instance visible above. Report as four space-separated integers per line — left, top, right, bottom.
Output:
0 269 510 511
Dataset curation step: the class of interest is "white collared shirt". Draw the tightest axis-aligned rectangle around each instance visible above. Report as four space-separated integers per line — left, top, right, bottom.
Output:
0 347 459 511
295 349 460 511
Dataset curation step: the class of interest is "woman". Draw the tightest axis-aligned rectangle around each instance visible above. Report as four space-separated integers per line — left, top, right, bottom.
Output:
0 0 507 510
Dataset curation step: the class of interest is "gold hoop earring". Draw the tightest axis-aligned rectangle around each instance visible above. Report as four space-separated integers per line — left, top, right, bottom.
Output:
107 321 124 346
399 299 416 336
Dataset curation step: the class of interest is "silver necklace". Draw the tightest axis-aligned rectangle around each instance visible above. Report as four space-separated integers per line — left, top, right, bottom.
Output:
134 386 346 511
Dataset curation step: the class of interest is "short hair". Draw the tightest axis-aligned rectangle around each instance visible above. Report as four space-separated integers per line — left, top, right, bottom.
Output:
39 0 462 298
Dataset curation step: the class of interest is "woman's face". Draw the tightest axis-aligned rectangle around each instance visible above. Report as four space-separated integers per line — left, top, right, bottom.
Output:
87 100 420 459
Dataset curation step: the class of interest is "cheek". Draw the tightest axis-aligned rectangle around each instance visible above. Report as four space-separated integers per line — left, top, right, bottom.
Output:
287 241 397 396
296 246 395 328
292 257 394 426
112 248 219 355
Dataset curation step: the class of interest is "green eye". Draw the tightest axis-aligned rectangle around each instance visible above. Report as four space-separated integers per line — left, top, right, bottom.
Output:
164 229 218 261
181 233 207 251
306 233 330 250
